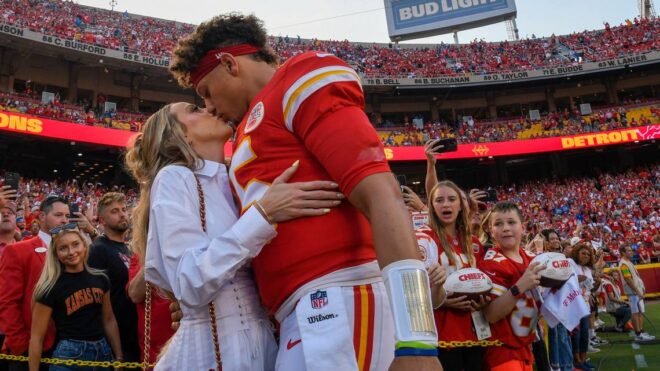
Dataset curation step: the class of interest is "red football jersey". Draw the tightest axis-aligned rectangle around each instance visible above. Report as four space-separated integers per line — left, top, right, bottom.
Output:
229 52 391 314
416 227 485 345
478 247 538 368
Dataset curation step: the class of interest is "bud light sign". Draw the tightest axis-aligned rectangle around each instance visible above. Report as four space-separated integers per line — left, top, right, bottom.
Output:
384 0 517 41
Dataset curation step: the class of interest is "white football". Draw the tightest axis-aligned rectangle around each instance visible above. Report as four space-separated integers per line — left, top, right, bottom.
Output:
531 252 573 288
444 268 493 300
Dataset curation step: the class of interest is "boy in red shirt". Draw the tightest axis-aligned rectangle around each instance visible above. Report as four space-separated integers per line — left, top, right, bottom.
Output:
478 202 545 371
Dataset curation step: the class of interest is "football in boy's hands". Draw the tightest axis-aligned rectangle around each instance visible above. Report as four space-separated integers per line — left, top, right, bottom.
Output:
531 252 573 288
444 268 493 300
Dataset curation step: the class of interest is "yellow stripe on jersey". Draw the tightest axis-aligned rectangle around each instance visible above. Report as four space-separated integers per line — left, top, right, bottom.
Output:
282 65 361 132
491 283 507 296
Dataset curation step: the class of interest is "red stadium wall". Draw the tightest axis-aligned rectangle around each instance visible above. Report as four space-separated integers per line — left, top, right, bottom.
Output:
605 264 660 299
1 110 658 159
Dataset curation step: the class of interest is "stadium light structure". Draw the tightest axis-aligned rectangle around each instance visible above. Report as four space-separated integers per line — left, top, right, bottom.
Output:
109 0 118 11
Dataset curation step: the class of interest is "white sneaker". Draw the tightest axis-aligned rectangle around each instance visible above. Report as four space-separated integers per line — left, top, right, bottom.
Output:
595 319 605 328
639 332 656 340
587 344 601 353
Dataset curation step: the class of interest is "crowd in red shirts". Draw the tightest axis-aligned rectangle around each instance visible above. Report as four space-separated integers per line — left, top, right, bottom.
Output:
2 160 658 267
0 91 147 131
1 1 657 77
2 0 194 57
2 87 658 142
380 102 658 146
494 164 660 265
0 178 136 242
560 19 658 62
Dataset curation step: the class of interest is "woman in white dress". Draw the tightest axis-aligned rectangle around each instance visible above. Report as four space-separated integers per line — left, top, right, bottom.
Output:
124 103 343 370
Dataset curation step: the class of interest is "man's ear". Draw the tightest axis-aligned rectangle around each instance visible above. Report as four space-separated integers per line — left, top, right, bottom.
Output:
220 53 239 76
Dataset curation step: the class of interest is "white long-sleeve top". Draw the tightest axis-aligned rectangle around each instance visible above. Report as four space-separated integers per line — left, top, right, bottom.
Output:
144 161 277 311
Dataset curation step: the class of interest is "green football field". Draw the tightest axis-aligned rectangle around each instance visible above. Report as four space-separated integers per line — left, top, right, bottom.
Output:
583 299 660 370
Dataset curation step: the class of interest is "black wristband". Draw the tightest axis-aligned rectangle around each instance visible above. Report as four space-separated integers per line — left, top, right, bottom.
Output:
510 285 522 298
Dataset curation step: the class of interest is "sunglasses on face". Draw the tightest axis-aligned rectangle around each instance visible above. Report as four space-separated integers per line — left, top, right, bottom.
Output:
49 222 79 236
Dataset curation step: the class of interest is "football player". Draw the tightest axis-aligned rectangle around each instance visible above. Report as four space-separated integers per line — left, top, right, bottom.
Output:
169 13 440 371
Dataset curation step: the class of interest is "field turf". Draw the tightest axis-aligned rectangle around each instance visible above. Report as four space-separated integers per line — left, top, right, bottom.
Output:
586 300 660 370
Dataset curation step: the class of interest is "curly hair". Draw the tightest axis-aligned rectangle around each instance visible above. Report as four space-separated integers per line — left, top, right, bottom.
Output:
170 13 278 88
571 243 595 268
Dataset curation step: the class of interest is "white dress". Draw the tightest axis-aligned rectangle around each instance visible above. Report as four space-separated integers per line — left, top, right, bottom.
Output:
145 161 278 371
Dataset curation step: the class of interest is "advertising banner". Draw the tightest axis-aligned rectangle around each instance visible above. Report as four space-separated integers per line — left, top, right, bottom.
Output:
382 125 660 161
384 0 517 41
363 51 659 87
2 110 657 160
0 23 170 67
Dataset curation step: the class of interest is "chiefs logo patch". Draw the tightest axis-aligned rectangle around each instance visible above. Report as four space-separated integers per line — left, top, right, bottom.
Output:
245 101 265 133
418 245 427 262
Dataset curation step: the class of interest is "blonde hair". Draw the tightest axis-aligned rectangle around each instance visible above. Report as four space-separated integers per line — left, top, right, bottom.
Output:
124 105 200 265
427 181 474 269
479 209 493 247
98 192 127 215
32 230 106 304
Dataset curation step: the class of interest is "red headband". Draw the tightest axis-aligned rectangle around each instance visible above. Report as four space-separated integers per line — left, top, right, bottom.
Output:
189 44 261 87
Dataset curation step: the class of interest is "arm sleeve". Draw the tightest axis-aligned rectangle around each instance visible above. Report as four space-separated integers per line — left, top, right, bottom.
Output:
144 169 277 308
415 231 438 269
87 243 106 270
285 55 391 195
126 253 139 292
37 287 55 308
0 245 30 354
478 259 512 299
619 264 632 279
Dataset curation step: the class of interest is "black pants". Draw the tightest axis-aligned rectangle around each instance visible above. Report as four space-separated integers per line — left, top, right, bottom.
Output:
532 338 551 371
438 346 485 371
0 335 7 371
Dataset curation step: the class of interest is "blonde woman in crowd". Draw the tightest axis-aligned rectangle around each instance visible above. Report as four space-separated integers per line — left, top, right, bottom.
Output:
29 225 122 371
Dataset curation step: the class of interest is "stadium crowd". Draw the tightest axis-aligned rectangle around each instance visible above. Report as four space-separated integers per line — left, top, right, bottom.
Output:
1 161 658 370
379 102 659 145
2 87 658 144
1 1 658 78
1 0 195 58
0 91 147 131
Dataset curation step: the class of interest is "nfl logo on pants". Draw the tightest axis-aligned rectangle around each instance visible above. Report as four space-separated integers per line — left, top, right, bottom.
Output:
310 290 328 309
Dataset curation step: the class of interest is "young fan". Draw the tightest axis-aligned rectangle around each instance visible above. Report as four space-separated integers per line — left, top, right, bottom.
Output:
28 225 122 371
416 181 488 371
478 202 545 371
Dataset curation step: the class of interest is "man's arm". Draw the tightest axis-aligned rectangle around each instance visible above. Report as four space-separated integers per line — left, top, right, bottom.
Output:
0 245 30 355
127 267 146 304
349 173 440 370
348 173 419 267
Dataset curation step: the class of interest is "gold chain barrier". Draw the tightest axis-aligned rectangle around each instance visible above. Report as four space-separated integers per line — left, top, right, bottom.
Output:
0 353 154 369
438 339 503 348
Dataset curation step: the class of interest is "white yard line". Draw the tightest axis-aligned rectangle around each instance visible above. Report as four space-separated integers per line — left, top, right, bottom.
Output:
634 354 648 368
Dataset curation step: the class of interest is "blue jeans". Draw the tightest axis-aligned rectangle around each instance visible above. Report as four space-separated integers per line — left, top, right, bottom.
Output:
49 338 112 371
570 315 590 354
548 324 573 371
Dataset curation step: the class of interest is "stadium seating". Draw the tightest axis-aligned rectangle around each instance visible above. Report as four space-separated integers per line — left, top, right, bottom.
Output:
1 1 657 77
